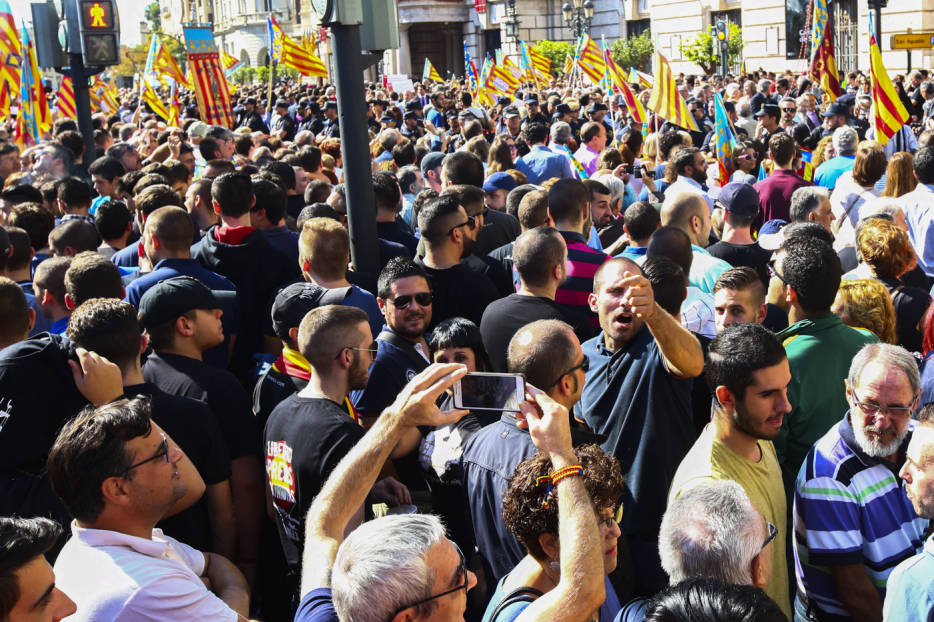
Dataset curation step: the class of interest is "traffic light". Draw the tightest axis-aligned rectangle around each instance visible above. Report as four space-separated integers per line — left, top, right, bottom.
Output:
62 0 120 66
715 20 728 43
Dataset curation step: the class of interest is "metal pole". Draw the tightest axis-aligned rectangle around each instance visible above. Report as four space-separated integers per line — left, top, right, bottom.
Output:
873 4 882 46
330 23 379 277
69 53 95 169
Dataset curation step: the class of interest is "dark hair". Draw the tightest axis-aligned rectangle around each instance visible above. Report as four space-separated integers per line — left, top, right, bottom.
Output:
95 200 132 241
707 322 786 401
0 517 62 619
658 131 685 160
397 165 420 196
136 184 183 218
647 226 694 276
522 122 548 145
502 444 623 561
5 227 30 272
298 146 323 172
48 220 100 255
673 147 700 176
146 206 195 254
55 177 92 212
505 184 538 219
392 141 416 167
645 579 787 622
298 203 340 228
580 121 603 143
304 179 332 205
65 251 123 307
915 147 934 185
57 130 83 159
211 172 254 218
33 256 71 306
88 155 126 181
377 256 430 300
234 135 253 157
203 159 235 178
782 221 834 246
624 201 661 243
47 397 153 522
779 236 841 313
417 193 463 243
373 171 402 213
67 298 141 370
253 178 287 224
0 184 43 207
547 178 589 224
427 317 491 371
713 267 765 303
442 151 484 188
513 226 565 288
643 256 687 316
8 203 54 251
0 276 30 347
583 178 610 198
263 161 297 191
198 137 221 161
442 184 484 216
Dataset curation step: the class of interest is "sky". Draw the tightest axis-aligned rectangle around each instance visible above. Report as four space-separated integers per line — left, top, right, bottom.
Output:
10 0 148 47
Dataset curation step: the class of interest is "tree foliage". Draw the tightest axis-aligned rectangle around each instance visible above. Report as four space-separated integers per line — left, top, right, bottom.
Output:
145 2 161 32
680 23 743 75
610 31 653 72
532 40 575 76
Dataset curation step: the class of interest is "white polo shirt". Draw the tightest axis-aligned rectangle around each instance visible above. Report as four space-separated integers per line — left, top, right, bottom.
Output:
54 522 238 621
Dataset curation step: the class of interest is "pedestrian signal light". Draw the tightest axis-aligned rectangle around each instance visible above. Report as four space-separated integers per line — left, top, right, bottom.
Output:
74 0 120 66
80 1 114 29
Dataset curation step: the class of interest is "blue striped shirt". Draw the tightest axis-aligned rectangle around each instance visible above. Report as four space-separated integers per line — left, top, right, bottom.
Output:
793 415 927 617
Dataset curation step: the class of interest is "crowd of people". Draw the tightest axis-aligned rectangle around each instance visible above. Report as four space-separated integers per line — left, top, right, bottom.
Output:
2 62 934 622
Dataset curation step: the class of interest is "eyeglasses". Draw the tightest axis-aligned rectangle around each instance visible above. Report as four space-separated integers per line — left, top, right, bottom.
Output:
781 107 797 113
598 504 625 529
761 521 778 550
547 356 590 388
336 341 379 359
736 153 756 161
391 542 468 619
768 258 788 285
119 433 169 477
447 215 475 236
850 388 916 418
390 292 433 308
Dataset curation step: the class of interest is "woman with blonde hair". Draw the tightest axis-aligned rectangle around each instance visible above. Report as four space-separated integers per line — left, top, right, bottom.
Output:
487 135 515 174
832 279 897 344
882 152 917 198
810 135 836 169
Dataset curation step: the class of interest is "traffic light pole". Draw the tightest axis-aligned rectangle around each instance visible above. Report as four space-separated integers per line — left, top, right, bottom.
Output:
68 53 97 170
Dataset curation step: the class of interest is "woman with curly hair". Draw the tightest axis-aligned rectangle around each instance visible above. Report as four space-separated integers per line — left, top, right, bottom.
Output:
810 135 836 170
832 279 897 344
483 441 625 621
488 135 517 174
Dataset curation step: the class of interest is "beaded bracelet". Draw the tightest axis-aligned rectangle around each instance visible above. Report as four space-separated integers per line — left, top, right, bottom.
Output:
536 463 584 509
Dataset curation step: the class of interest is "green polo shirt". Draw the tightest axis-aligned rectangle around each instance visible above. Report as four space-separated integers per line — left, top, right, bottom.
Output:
775 313 877 502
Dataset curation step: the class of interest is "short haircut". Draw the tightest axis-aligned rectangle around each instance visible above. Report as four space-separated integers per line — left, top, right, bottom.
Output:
300 217 350 281
442 184 484 217
263 161 297 191
417 193 463 244
768 132 796 167
659 481 762 585
64 251 123 307
297 146 323 172
0 184 42 207
297 304 369 371
847 342 921 397
661 191 705 234
33 256 71 305
832 125 859 155
88 156 125 181
647 226 694 275
779 236 841 314
505 184 538 219
304 179 333 205
713 267 765 304
442 151 484 188
658 131 685 161
95 199 132 241
580 121 602 143
5 227 32 272
0 276 29 347
645 579 787 622
8 203 54 251
373 171 402 213
136 184 184 218
66 298 141 370
211 172 254 218
252 178 287 224
517 189 550 230
146 206 194 254
506 319 578 390
583 178 610 199
642 256 687 316
789 186 829 223
522 122 548 145
547 178 589 224
47 397 153 522
48 220 100 255
707 322 786 401
915 147 934 185
782 221 834 246
392 142 415 167
377 256 429 300
54 177 91 212
397 165 420 195
672 147 700 176
204 159 235 178
623 201 661 242
0 517 62 620
199 137 221 160
513 227 565 288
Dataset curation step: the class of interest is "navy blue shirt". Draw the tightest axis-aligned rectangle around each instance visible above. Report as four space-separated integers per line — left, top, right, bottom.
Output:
294 588 338 622
110 240 141 268
350 327 429 416
261 226 300 268
377 220 418 256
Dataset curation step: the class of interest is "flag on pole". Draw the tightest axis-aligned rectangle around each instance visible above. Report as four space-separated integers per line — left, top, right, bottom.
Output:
629 67 653 89
154 41 190 88
167 81 180 127
0 0 21 98
562 54 573 75
55 77 76 120
14 23 50 148
141 81 170 122
183 23 235 128
868 14 909 146
220 48 242 74
560 144 589 180
463 42 479 95
646 50 699 132
713 93 738 185
267 15 328 79
808 0 843 102
604 48 647 124
521 41 550 85
0 82 10 119
422 58 443 83
575 34 606 85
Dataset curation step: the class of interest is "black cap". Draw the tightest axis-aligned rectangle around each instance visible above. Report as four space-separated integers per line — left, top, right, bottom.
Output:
271 282 351 340
138 276 237 331
524 96 539 105
717 182 760 217
244 97 256 106
380 112 394 122
445 108 458 118
324 101 338 110
503 105 520 118
403 110 418 120
821 101 850 117
420 151 445 176
587 102 608 113
405 99 421 111
555 103 572 115
275 99 289 109
496 96 511 107
755 104 781 118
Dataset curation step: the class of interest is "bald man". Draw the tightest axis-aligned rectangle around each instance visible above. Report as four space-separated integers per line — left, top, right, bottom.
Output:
660 191 731 294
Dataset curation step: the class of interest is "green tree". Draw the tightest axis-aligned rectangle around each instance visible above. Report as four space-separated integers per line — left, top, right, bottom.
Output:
610 31 653 72
144 2 161 32
257 66 270 85
532 40 575 76
680 23 743 75
231 66 257 85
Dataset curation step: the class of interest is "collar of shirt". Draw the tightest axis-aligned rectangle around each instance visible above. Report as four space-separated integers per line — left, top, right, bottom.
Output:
214 225 256 244
691 244 712 257
70 522 176 558
558 230 587 245
777 312 843 339
839 413 912 473
676 176 704 191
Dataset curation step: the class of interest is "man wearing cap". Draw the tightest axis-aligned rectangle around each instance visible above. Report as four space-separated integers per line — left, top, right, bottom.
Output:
420 151 445 193
138 277 263 585
587 102 614 143
499 106 522 141
754 104 782 154
706 183 772 284
522 97 548 127
318 101 340 140
806 101 849 150
237 98 268 134
515 122 572 185
482 171 517 212
272 100 296 142
401 111 423 141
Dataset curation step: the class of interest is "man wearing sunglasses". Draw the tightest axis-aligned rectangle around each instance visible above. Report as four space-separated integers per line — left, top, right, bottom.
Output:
795 344 925 622
668 323 792 619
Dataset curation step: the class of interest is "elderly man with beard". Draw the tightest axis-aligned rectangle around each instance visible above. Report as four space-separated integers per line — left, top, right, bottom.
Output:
794 343 926 622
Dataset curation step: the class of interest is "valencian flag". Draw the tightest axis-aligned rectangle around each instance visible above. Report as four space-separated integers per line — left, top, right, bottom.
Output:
575 34 606 85
869 15 909 146
808 0 843 102
14 23 50 148
463 42 479 95
55 77 76 120
267 15 328 79
141 81 170 122
713 93 738 185
629 67 653 89
155 40 190 88
0 0 20 105
604 48 646 124
646 50 699 132
521 41 550 86
422 58 443 83
220 49 241 74
183 23 235 128
562 54 573 75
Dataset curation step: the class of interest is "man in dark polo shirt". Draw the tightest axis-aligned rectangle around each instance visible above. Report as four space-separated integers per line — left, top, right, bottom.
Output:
577 257 704 597
754 133 812 226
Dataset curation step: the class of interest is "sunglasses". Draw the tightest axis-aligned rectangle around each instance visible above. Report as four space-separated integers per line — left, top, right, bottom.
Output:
390 292 433 308
768 258 788 285
761 521 778 550
447 215 476 235
736 153 756 162
547 356 590 388
119 433 169 477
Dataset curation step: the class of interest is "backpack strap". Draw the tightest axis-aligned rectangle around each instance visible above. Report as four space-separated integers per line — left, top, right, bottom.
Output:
488 586 545 622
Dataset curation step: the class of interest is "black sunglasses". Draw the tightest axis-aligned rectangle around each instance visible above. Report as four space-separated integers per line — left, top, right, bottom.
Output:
391 543 467 619
767 258 788 285
119 433 169 477
547 356 590 388
390 292 433 308
761 521 778 551
447 215 476 236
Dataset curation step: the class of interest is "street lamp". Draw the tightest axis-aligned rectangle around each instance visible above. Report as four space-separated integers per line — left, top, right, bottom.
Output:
503 0 520 43
562 0 594 39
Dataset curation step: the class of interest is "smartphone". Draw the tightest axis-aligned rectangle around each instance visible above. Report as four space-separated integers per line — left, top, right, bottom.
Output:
624 164 635 175
452 372 525 412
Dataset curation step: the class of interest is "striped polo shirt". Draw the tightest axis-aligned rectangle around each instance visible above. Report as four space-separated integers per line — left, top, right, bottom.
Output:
555 230 609 330
793 415 927 617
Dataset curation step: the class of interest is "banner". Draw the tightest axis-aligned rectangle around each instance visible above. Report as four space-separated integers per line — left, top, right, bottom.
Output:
808 0 843 102
183 23 235 128
646 50 699 132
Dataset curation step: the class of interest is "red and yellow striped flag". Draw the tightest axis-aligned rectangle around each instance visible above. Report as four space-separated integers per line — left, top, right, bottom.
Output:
155 43 190 88
55 77 76 120
576 34 606 85
268 15 328 79
527 45 551 81
422 58 443 83
604 50 646 124
562 54 573 75
141 81 170 122
0 0 20 96
220 49 241 73
869 24 909 146
646 50 698 132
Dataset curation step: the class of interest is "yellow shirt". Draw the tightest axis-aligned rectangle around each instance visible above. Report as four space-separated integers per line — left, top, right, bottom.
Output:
668 424 790 618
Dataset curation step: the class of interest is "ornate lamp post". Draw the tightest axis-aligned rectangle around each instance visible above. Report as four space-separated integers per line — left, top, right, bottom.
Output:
562 0 594 38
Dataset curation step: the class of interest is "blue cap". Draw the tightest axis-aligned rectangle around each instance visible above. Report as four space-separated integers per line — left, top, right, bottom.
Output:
482 172 517 193
757 219 788 251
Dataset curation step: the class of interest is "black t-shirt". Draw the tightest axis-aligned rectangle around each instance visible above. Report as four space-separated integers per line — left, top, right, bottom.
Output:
377 220 418 256
253 364 306 428
488 242 515 276
480 294 596 372
142 352 260 459
706 240 772 285
465 253 514 298
414 257 502 330
264 394 365 571
123 383 232 551
474 209 521 257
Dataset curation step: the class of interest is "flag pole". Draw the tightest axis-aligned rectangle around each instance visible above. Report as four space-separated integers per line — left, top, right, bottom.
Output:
266 56 276 125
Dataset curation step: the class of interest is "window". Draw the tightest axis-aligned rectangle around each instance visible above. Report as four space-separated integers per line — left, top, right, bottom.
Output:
637 0 649 13
627 19 650 38
785 0 808 60
711 9 741 28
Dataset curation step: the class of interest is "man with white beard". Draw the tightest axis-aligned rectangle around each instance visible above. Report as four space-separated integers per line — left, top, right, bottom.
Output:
793 343 927 622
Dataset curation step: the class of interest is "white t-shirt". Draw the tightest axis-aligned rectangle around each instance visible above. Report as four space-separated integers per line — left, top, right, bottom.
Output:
54 522 238 622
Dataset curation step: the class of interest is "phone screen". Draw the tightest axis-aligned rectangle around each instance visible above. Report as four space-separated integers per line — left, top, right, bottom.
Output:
453 373 525 412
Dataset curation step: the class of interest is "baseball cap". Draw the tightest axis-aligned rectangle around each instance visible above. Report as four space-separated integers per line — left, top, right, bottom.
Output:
324 101 338 110
403 111 418 120
587 102 608 114
405 99 421 112
555 103 572 116
755 104 781 118
138 276 237 331
496 96 511 107
821 101 850 117
503 106 520 119
244 97 256 106
757 219 788 251
420 151 445 176
271 282 351 340
717 183 760 217
275 99 289 109
187 121 209 138
482 172 517 193
380 112 394 122
524 96 539 105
